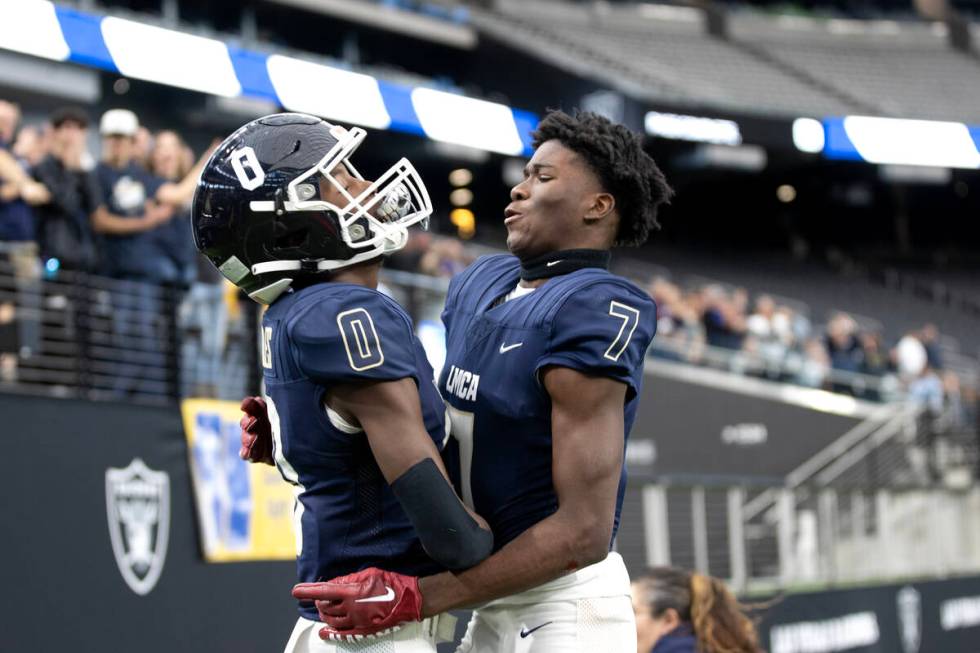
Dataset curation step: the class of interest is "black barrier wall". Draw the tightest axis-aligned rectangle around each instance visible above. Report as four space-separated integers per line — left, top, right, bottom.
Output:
630 367 864 478
4 392 979 652
757 575 980 653
0 394 295 653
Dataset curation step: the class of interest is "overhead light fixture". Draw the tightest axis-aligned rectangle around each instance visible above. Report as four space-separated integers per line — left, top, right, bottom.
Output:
645 111 742 146
449 188 473 207
450 208 476 238
824 116 980 169
100 17 241 97
412 88 525 156
792 118 825 153
266 55 391 129
448 168 472 187
0 0 69 62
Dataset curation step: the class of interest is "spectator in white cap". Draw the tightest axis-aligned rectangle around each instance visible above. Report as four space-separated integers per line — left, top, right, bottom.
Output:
93 110 212 267
93 108 175 396
92 108 173 262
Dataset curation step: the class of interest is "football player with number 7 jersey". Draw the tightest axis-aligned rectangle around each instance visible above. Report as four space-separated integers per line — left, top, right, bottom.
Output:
300 110 675 651
192 113 493 653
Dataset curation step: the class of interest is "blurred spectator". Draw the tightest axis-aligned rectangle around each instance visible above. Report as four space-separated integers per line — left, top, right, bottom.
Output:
631 566 762 653
12 124 47 168
700 285 746 351
909 366 944 415
0 100 36 246
94 109 176 396
26 106 101 271
797 337 831 389
919 323 943 370
418 235 472 277
0 100 18 147
894 329 928 382
148 129 227 397
92 109 174 279
859 331 890 376
148 129 212 285
648 278 703 363
386 230 432 272
133 126 153 170
745 295 789 376
0 101 42 363
824 312 862 373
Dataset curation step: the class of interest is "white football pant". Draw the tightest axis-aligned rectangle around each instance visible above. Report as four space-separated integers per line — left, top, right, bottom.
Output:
455 552 636 653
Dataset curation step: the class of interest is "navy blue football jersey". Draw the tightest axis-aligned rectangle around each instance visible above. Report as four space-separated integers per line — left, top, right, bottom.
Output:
261 283 447 620
440 254 656 549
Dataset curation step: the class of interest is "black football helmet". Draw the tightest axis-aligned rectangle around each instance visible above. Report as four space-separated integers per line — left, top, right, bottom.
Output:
191 113 432 304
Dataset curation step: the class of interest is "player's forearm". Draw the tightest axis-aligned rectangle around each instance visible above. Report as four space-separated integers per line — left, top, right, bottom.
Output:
418 508 609 616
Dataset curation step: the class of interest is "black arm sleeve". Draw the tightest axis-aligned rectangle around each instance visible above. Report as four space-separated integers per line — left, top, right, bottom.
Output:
390 458 494 571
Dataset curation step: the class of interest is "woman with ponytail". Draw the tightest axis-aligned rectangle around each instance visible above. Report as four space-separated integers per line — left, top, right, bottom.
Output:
631 567 763 653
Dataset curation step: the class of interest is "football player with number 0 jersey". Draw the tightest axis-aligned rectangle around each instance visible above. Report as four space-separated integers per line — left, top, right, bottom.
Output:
192 113 492 653
301 111 674 652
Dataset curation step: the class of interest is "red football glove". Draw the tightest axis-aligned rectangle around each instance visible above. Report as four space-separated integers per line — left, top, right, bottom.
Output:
291 567 423 641
239 396 274 465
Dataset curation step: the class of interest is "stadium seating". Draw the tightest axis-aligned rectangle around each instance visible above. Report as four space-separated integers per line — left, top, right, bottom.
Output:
478 0 852 116
477 0 980 121
732 14 980 122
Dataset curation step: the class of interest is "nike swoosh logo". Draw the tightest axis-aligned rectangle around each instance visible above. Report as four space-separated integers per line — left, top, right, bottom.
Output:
520 621 553 638
354 586 395 603
546 260 562 267
499 342 523 353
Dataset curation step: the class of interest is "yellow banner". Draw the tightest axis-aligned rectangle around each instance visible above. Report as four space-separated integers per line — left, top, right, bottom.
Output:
181 398 296 562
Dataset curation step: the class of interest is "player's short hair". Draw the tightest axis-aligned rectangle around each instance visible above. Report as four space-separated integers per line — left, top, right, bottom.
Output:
531 110 672 247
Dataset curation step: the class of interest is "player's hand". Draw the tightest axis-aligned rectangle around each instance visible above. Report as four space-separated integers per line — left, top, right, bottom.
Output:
291 567 422 641
239 396 274 465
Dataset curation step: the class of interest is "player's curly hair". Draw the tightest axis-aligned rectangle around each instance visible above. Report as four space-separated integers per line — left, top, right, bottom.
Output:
634 566 763 653
531 110 673 247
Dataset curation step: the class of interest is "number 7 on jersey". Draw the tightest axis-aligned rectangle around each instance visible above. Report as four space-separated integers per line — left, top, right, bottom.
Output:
604 301 640 361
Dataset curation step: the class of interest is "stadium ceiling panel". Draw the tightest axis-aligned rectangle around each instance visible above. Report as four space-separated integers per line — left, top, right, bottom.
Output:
0 0 534 156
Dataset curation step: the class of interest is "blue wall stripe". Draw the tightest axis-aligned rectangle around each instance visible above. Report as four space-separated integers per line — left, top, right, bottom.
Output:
822 117 864 162
376 80 425 137
969 126 980 155
54 6 117 72
227 46 279 103
511 109 537 156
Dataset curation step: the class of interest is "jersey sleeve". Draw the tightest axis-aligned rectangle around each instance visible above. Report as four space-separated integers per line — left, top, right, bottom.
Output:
287 288 419 385
536 282 657 399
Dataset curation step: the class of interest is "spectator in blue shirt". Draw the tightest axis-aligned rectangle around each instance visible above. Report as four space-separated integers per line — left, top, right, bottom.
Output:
632 567 761 653
92 109 174 280
147 129 215 286
919 323 944 371
0 101 36 245
701 285 747 351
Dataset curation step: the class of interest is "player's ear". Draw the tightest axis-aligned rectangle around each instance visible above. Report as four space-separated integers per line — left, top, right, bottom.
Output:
584 192 615 224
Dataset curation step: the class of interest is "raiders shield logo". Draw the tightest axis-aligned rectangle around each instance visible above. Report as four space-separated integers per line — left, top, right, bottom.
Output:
105 459 170 596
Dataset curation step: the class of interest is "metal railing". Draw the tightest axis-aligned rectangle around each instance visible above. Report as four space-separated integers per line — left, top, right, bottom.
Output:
0 255 256 405
617 470 980 594
616 394 980 593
